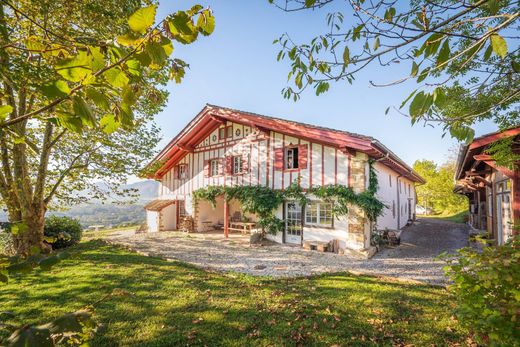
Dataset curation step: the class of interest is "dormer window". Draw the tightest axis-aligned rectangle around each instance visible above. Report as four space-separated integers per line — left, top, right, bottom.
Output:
285 147 299 170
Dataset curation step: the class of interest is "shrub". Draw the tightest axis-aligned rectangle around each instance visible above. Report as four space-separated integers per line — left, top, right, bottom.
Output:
44 216 83 249
442 236 520 346
0 223 15 256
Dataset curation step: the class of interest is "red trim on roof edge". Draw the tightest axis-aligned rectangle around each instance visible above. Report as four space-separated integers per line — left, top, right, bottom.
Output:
145 105 424 183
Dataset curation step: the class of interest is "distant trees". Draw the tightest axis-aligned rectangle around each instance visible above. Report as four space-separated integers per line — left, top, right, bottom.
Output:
413 159 467 214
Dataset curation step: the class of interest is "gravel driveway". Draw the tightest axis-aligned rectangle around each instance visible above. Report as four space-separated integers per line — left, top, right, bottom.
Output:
104 218 468 285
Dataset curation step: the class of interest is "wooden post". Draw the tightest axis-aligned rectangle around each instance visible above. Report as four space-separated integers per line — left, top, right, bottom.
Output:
513 168 520 235
224 199 229 238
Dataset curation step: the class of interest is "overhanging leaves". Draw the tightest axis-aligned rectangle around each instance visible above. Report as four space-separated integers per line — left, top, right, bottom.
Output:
128 5 157 34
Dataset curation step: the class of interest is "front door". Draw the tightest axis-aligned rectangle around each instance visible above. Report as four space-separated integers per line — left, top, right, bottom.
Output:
285 202 302 244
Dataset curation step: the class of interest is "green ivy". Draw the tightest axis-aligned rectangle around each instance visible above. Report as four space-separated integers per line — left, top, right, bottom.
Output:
192 161 385 234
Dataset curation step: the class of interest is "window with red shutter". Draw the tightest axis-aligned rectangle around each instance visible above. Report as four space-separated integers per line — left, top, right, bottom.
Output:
274 148 284 171
173 166 179 180
178 164 188 179
298 144 308 169
285 146 299 169
210 159 220 177
232 155 242 174
203 160 210 178
225 156 233 175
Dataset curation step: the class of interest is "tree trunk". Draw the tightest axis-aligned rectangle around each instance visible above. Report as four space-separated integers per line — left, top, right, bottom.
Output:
11 207 48 256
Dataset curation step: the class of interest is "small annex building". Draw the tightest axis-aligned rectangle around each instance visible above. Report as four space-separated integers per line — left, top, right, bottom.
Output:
455 127 520 245
144 105 424 256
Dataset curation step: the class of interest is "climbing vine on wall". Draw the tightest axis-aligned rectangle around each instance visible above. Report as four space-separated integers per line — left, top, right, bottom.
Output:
192 160 385 234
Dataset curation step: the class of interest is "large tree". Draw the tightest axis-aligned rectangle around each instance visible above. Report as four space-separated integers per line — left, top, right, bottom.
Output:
0 0 215 255
413 158 467 214
271 0 519 143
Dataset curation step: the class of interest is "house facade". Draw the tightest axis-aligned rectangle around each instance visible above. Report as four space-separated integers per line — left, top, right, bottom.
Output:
145 105 424 256
454 127 520 245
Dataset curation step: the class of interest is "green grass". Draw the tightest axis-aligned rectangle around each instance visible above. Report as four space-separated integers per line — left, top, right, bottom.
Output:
1 240 468 346
418 210 468 224
82 225 138 240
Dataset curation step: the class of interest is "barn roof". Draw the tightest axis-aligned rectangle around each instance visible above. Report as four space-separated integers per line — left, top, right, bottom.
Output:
145 104 425 183
455 126 520 181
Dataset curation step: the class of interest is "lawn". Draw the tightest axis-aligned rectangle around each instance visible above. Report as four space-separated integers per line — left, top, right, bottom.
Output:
1 240 467 346
418 210 468 224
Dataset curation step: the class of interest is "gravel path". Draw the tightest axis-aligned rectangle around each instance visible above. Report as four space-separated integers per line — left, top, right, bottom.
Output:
105 218 469 285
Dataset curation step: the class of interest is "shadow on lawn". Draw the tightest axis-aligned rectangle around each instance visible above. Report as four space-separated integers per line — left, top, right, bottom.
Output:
1 240 466 346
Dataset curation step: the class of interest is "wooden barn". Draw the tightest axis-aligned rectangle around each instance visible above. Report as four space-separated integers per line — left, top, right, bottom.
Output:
144 105 424 256
454 127 520 245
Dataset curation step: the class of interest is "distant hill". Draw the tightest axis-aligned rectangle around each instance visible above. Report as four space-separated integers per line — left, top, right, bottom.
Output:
124 180 159 202
0 180 160 227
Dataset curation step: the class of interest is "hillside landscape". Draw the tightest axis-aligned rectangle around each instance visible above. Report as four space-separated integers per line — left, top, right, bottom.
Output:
0 180 159 228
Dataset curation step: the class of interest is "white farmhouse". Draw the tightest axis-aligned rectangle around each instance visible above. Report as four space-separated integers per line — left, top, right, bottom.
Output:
144 105 424 257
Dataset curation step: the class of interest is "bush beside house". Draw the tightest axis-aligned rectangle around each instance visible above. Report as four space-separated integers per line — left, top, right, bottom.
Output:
44 216 83 249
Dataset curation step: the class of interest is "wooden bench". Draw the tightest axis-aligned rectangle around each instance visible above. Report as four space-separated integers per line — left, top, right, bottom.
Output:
303 240 329 252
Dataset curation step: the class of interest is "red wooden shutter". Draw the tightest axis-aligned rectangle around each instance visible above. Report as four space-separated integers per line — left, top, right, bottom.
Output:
242 153 249 173
298 144 308 169
225 156 233 175
219 158 225 175
274 147 284 171
203 160 210 177
173 166 179 179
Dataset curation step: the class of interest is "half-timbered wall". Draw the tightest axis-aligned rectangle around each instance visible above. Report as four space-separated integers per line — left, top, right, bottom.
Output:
158 122 355 198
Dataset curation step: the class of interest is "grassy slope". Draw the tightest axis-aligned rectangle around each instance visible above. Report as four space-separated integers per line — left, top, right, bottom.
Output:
1 240 467 346
418 210 468 224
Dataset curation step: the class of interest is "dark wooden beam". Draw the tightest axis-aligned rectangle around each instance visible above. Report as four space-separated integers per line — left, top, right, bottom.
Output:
176 143 195 152
209 114 226 124
340 146 356 157
473 154 515 178
465 170 491 177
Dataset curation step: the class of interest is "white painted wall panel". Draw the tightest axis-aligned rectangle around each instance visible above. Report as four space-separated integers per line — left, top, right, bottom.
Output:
146 211 159 232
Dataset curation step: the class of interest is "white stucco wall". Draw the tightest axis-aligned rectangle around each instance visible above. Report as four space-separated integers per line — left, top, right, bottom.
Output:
146 211 159 232
161 203 177 231
373 162 417 230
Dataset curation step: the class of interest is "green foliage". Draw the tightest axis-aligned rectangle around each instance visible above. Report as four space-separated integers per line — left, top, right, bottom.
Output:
0 1 215 254
1 286 131 346
44 216 82 249
271 0 520 145
441 236 520 346
0 240 469 345
193 162 385 234
0 249 72 284
413 158 467 214
193 185 285 234
486 136 520 169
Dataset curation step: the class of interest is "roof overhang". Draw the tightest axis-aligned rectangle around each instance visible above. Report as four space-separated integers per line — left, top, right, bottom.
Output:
144 199 176 211
145 104 425 183
455 126 520 181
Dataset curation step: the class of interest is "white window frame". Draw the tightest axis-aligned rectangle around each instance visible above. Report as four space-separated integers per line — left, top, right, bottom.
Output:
210 159 219 177
285 147 299 170
232 155 242 174
305 201 333 227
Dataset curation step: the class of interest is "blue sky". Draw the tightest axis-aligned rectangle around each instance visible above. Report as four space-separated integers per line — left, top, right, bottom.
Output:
151 0 496 169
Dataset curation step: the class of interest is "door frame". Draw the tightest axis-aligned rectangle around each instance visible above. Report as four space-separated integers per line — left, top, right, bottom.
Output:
284 201 303 245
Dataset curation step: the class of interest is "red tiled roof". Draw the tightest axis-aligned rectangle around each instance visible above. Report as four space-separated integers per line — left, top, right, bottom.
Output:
146 104 425 183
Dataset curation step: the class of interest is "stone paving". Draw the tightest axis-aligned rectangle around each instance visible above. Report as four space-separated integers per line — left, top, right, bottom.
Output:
104 218 469 285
